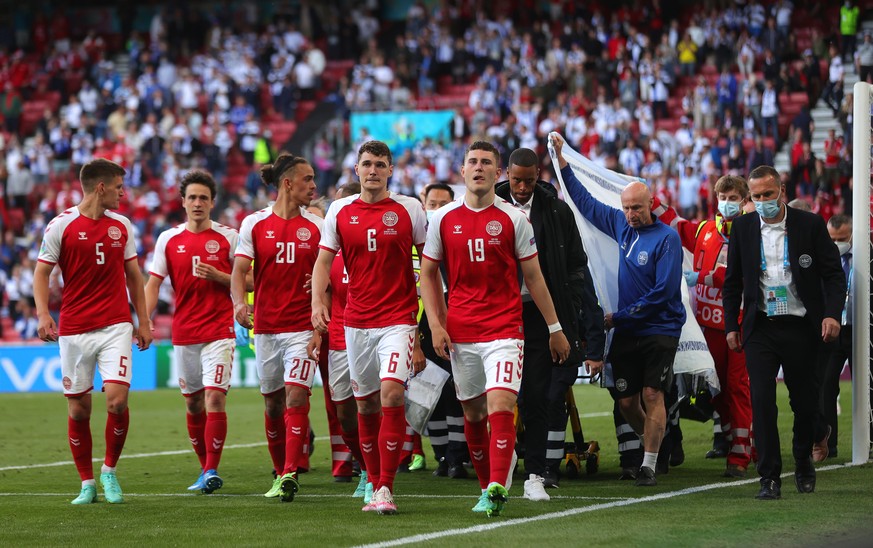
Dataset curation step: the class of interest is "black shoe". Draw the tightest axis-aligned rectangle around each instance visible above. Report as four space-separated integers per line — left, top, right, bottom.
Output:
756 479 782 500
705 448 728 459
670 442 685 467
794 458 816 494
618 467 638 480
656 453 669 475
827 447 838 459
433 457 449 477
334 475 352 483
635 466 657 487
542 466 559 488
447 463 469 479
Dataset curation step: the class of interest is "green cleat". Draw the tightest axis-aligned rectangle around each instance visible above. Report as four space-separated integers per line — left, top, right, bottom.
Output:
485 482 508 517
264 476 283 498
353 471 369 498
408 454 426 471
471 489 492 513
279 473 299 502
71 485 97 505
100 472 124 504
362 482 374 504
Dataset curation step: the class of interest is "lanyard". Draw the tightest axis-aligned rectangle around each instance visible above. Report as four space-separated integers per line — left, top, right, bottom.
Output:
760 232 789 277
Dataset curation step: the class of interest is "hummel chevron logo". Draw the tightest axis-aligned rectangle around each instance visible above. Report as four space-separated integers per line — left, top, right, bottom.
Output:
291 427 302 435
267 430 279 439
386 441 398 452
113 428 126 436
70 437 81 446
211 438 223 450
362 442 373 453
189 437 199 446
472 449 484 461
495 439 508 450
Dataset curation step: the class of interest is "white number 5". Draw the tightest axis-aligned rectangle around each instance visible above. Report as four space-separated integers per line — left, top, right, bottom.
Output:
96 243 105 265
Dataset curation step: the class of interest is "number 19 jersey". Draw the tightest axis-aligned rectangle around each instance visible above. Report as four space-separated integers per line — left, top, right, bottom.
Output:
422 198 538 343
319 193 426 329
236 208 323 334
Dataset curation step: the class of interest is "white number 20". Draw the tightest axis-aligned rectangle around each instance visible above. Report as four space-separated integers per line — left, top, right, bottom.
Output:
276 242 296 263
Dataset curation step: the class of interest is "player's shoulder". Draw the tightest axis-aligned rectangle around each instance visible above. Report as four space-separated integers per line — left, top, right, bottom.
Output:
429 199 463 226
210 221 239 241
45 207 81 234
241 207 273 228
493 196 529 222
300 208 324 229
327 195 358 216
104 210 133 229
155 223 187 246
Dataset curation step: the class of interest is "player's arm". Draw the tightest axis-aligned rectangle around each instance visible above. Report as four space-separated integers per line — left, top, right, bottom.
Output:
194 262 253 290
521 257 570 364
144 274 162 331
412 242 427 373
231 256 253 328
652 196 700 252
125 259 153 350
311 248 336 332
420 256 452 360
33 261 58 341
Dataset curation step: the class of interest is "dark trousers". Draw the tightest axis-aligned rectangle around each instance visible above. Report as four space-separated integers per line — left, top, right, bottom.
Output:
426 355 469 466
819 324 851 453
745 313 824 484
544 366 581 469
518 300 554 476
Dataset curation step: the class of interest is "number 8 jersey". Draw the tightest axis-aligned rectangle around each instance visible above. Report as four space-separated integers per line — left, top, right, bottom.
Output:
236 208 323 334
37 207 137 336
422 197 537 343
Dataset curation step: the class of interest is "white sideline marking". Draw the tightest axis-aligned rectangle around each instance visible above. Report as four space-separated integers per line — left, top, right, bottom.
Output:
0 437 329 472
0 493 631 501
579 411 612 418
353 463 863 548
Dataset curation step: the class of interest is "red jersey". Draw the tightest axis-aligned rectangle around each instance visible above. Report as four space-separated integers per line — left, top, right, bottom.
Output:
320 192 426 329
328 251 349 351
149 222 237 345
422 197 538 343
236 208 323 334
37 207 137 336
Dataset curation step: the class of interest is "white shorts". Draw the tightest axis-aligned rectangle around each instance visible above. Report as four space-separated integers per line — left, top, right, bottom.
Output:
450 339 524 402
174 338 235 395
328 349 353 402
345 325 416 399
255 331 317 394
59 322 134 397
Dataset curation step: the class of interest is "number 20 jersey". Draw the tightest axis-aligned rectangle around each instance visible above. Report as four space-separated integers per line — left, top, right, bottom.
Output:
37 207 137 336
236 208 323 334
422 198 538 343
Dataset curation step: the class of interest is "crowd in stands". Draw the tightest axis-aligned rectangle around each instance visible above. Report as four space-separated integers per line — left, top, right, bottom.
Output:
0 0 866 341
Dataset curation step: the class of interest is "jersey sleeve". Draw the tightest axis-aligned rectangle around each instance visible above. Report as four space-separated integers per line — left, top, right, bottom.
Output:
149 231 170 279
406 197 427 246
319 200 342 252
37 221 63 265
121 217 137 261
226 229 239 262
513 211 538 261
422 211 445 261
235 215 256 260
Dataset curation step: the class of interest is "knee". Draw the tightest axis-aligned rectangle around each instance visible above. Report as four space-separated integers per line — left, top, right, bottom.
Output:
286 388 309 409
204 391 226 413
264 394 284 418
105 399 128 415
68 405 90 422
380 382 404 408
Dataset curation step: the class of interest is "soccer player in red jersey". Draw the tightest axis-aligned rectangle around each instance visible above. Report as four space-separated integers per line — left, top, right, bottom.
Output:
420 141 570 517
145 170 244 494
311 141 427 515
231 153 322 502
33 158 152 505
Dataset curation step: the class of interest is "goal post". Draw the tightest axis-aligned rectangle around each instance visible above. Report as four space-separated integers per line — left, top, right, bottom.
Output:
851 81 871 465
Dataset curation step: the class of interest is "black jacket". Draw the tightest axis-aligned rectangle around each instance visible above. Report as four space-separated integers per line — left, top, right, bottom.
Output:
495 179 605 364
723 206 846 345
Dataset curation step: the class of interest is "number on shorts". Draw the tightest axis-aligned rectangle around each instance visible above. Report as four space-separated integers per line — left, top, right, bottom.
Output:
214 364 225 384
118 355 129 377
96 243 105 265
387 352 400 374
367 229 377 251
495 360 513 383
289 358 312 381
467 238 485 262
276 242 296 263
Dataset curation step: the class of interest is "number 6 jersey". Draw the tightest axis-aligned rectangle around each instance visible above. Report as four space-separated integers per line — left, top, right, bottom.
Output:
37 207 137 336
422 198 537 343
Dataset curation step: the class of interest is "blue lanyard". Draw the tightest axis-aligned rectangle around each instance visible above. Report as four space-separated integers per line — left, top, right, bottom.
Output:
760 233 789 277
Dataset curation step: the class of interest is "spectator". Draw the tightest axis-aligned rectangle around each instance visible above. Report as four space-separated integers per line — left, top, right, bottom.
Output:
822 44 845 113
760 79 780 147
676 33 697 77
0 82 22 134
855 32 873 83
747 135 775 174
840 0 860 63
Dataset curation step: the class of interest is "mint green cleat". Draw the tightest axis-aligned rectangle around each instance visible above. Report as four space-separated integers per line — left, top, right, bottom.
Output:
471 489 492 512
71 485 97 505
485 482 508 517
100 472 124 504
264 476 283 498
353 471 369 498
362 482 374 504
408 454 426 471
279 473 299 502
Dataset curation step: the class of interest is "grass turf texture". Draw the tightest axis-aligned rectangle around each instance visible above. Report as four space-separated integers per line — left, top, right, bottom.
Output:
1 383 871 547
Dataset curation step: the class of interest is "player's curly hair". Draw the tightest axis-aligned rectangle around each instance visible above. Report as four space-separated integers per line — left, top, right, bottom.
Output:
357 140 392 165
260 153 310 187
179 169 218 200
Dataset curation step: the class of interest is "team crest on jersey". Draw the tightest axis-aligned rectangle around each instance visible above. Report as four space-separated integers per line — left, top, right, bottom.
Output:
108 226 122 240
78 232 88 240
382 211 399 227
205 240 220 253
296 228 312 241
486 220 503 236
637 251 648 265
266 230 276 239
703 231 712 242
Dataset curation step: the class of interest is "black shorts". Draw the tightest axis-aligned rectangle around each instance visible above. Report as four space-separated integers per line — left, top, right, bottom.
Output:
608 333 679 396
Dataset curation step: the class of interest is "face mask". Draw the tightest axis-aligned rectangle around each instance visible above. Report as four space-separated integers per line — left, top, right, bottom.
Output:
426 209 436 223
717 200 742 219
835 241 852 256
754 189 782 219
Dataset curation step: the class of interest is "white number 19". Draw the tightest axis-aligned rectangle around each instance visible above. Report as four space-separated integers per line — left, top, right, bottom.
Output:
467 238 484 262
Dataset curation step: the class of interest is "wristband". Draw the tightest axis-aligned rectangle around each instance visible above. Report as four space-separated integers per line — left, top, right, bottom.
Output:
548 322 563 334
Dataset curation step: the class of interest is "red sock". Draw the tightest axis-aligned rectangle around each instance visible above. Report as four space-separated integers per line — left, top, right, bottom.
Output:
488 411 516 488
341 427 366 472
204 411 227 472
377 405 406 492
186 411 207 469
464 416 491 489
265 412 286 473
283 402 310 475
358 411 382 487
68 416 93 481
325 389 353 477
104 408 129 468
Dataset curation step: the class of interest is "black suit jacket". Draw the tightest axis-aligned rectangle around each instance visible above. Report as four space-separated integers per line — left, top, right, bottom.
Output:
723 206 846 345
